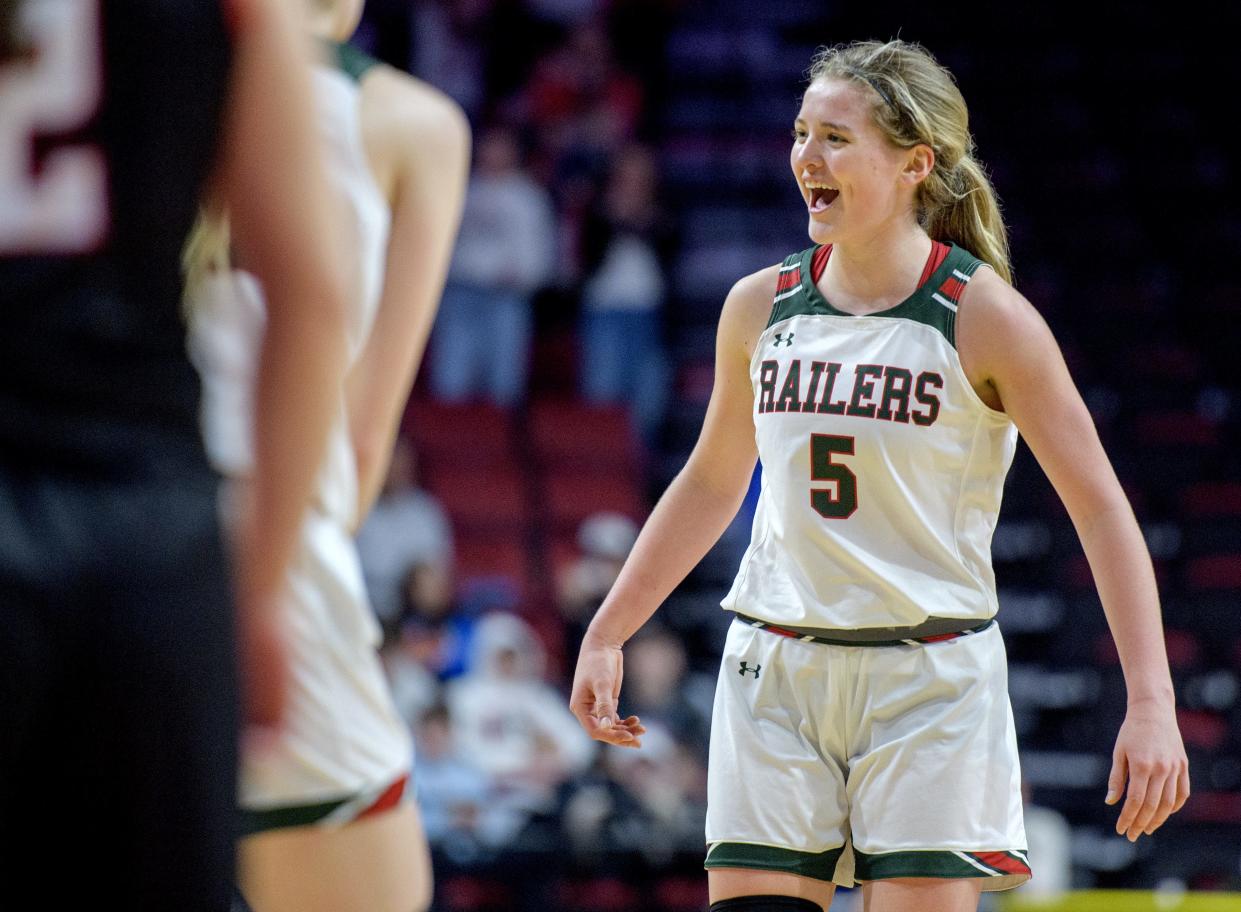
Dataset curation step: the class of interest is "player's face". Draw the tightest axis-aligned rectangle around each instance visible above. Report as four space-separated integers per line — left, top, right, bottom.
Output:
790 78 919 246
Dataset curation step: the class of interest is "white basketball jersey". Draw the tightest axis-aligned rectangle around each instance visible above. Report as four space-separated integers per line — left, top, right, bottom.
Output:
721 242 1018 629
191 51 414 810
190 60 390 530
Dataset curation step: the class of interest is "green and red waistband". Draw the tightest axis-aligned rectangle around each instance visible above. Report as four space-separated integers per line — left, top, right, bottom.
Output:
734 612 995 647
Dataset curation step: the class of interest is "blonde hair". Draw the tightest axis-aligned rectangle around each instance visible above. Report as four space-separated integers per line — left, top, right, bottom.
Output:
808 39 1011 283
181 205 231 315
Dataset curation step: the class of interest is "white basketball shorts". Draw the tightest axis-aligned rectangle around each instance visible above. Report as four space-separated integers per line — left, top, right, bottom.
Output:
238 510 412 833
705 615 1030 891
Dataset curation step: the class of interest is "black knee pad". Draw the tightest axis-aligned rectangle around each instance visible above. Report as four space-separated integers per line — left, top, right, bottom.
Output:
710 897 823 912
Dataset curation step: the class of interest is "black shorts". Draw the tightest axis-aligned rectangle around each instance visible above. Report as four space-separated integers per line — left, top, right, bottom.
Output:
0 465 238 911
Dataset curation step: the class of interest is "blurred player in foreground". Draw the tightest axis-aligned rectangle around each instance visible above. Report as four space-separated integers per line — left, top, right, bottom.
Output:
0 0 349 907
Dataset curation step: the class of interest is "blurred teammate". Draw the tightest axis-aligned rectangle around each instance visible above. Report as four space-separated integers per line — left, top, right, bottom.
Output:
0 0 348 908
570 39 1189 912
186 2 469 909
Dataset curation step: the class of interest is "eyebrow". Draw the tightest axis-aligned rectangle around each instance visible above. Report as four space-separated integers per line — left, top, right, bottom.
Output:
794 118 854 132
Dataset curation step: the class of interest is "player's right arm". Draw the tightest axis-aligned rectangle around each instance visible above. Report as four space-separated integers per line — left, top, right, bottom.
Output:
215 0 350 726
569 264 777 747
345 69 471 524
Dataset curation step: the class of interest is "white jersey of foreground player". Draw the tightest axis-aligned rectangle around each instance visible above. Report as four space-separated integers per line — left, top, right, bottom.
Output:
189 59 410 810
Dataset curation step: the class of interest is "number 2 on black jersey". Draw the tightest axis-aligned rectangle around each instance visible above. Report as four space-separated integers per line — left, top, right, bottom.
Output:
810 433 858 519
0 0 107 254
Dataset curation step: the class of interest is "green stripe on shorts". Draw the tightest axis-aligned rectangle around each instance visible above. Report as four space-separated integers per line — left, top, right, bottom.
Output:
853 849 1031 884
238 797 347 836
705 842 844 882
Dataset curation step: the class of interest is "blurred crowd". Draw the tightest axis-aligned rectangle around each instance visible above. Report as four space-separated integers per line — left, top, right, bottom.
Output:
356 0 680 443
359 437 716 910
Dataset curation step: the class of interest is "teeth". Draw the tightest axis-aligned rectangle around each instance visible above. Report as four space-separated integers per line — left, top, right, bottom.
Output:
805 181 837 190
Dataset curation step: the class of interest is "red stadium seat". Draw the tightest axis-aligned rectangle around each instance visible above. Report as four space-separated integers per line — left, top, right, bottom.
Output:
423 463 529 533
1177 709 1229 751
541 470 646 532
1183 482 1241 518
558 878 637 912
1185 554 1241 591
529 399 642 469
656 876 711 912
454 535 530 595
403 400 514 468
1132 411 1219 448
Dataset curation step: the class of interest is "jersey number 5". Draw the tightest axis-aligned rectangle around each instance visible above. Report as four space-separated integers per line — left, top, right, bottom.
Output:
0 0 107 254
810 433 857 519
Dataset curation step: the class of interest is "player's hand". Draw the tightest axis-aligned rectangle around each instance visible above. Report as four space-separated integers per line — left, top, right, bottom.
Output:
570 630 645 749
1105 699 1190 841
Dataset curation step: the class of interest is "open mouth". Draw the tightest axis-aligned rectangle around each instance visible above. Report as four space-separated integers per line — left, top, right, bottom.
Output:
809 186 840 213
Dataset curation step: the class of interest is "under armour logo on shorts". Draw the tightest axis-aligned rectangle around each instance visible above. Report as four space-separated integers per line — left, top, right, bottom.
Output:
773 333 794 347
738 661 761 678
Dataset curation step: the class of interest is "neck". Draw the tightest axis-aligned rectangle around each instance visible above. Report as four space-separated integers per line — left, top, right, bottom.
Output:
822 218 932 310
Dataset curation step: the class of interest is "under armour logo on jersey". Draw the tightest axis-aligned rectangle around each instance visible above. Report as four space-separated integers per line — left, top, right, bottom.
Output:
773 333 795 347
738 661 761 678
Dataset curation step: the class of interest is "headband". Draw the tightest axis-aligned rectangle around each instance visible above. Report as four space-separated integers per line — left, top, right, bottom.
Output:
846 68 898 113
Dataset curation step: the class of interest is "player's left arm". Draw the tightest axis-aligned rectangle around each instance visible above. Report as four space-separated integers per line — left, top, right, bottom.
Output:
957 267 1190 841
345 67 470 525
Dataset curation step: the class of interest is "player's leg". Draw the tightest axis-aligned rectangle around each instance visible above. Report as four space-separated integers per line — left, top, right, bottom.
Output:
860 877 981 912
239 800 431 912
704 620 849 912
709 869 835 910
237 520 428 912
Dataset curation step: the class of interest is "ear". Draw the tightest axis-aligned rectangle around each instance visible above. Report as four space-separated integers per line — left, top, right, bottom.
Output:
902 143 935 186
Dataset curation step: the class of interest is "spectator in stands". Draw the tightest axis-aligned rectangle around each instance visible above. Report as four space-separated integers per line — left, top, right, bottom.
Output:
523 21 642 179
398 558 475 681
561 722 706 865
578 144 675 441
357 436 453 627
414 703 527 860
557 511 639 659
446 612 596 831
620 624 712 757
380 620 440 732
430 125 556 408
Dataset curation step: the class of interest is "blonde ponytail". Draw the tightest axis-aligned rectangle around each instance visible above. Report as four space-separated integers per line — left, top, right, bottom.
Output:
808 39 1012 283
181 205 231 316
923 156 1011 284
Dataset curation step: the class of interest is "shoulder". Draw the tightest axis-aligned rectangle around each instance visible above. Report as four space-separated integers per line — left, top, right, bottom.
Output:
360 67 469 144
730 262 782 303
959 267 1047 338
358 67 471 191
720 263 781 361
957 265 1058 382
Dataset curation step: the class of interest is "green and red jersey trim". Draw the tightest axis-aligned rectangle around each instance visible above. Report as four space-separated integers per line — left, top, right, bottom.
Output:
765 241 985 349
